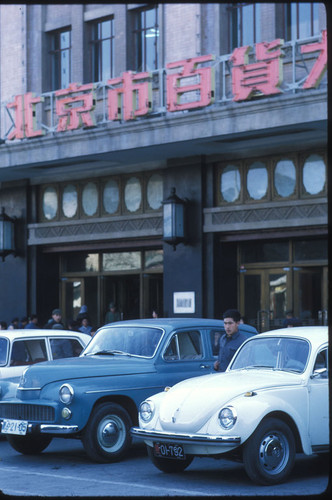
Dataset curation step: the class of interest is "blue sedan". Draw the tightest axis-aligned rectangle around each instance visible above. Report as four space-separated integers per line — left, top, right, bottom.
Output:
0 318 256 463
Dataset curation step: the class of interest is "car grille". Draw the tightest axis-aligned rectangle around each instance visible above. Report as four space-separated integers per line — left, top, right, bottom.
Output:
0 403 55 422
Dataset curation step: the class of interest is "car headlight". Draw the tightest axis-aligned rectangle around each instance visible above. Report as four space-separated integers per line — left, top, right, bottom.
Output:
218 406 237 429
139 400 155 422
59 384 74 404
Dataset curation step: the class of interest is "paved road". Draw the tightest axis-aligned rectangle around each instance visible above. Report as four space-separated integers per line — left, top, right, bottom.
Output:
0 437 329 497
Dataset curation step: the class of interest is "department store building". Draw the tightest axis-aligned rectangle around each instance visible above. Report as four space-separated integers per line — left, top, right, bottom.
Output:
0 3 328 331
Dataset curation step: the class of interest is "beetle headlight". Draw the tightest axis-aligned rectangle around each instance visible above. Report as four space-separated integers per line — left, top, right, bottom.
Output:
139 400 155 422
59 384 74 404
218 406 237 429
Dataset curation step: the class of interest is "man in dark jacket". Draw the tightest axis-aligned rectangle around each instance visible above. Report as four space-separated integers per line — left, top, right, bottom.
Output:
214 309 249 372
44 308 64 329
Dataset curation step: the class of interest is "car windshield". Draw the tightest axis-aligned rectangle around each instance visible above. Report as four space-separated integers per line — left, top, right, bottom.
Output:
0 337 9 366
230 337 310 373
82 326 163 358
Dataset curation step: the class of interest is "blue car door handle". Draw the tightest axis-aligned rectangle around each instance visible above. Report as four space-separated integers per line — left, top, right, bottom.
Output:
200 364 210 369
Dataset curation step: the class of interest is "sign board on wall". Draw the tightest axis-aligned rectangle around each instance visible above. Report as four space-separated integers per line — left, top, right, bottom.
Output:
173 292 195 314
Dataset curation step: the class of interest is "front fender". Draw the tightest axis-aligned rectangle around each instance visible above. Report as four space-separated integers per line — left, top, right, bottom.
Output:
228 386 311 454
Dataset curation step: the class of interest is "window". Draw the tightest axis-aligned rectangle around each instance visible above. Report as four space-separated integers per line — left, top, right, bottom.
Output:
284 3 320 41
216 151 326 205
90 18 114 82
228 3 261 51
49 29 71 90
164 331 202 361
50 338 84 359
10 339 47 366
134 6 159 71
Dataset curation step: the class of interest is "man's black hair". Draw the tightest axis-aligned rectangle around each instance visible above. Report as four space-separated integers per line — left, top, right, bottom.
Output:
223 309 241 322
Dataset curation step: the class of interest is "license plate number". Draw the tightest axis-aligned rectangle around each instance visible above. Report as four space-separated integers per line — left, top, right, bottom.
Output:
153 442 185 460
1 419 28 435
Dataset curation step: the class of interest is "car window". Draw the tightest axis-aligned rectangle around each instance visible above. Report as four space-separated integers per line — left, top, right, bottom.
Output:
0 338 9 366
164 331 203 361
210 330 224 356
313 348 328 378
231 337 309 373
50 338 84 359
10 339 47 366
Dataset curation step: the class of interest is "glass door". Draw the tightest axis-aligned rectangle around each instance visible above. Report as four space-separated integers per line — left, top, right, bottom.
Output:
240 269 291 331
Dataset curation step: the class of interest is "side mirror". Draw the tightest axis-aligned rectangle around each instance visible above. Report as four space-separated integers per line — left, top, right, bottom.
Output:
310 367 327 379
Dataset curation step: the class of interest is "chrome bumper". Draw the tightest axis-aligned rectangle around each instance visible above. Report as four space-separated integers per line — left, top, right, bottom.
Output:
40 424 79 434
131 427 241 446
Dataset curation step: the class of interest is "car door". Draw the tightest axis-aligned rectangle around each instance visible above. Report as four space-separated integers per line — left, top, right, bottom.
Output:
308 346 329 447
155 328 214 387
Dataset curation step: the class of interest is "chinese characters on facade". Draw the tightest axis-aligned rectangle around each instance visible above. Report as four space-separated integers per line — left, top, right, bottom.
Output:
6 31 327 140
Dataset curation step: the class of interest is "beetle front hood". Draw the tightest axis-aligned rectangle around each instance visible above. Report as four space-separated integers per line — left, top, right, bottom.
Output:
159 369 302 433
19 355 155 389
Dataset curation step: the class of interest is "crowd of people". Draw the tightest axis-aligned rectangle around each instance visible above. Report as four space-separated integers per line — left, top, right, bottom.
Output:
0 306 97 336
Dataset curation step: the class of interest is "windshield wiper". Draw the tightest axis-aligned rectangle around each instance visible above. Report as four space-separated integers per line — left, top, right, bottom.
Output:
85 350 132 356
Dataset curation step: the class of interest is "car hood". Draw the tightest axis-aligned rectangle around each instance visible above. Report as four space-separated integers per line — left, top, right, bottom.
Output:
158 369 303 432
19 355 155 389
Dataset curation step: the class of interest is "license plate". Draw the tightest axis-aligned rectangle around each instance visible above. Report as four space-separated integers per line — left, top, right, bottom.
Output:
153 442 186 460
1 419 28 436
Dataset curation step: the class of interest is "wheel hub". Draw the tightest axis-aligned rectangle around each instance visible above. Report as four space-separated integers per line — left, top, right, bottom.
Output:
259 434 288 473
102 422 119 446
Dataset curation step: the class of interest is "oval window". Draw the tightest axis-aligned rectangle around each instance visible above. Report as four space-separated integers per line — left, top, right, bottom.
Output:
303 154 326 195
103 179 120 214
247 161 268 200
147 174 163 209
43 187 58 220
124 177 142 212
82 182 98 216
274 159 296 197
62 184 78 218
221 165 241 202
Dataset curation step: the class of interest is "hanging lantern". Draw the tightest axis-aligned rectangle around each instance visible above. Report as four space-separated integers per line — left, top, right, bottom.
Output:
162 187 186 250
0 207 16 261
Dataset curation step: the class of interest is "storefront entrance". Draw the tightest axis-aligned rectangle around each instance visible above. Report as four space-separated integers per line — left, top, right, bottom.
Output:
60 250 163 329
238 238 328 331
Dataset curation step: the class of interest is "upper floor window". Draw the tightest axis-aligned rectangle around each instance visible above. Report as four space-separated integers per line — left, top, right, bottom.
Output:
228 3 261 52
284 3 320 41
49 29 71 90
134 5 159 71
90 17 115 82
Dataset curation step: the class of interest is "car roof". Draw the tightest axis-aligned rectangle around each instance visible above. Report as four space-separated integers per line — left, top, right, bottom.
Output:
253 326 328 350
99 318 257 334
0 329 91 341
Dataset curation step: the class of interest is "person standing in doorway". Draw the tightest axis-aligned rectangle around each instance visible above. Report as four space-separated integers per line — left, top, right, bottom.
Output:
105 302 121 324
214 309 248 372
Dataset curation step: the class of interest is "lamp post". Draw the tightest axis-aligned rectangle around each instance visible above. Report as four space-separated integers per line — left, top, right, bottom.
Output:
162 187 186 250
0 207 16 261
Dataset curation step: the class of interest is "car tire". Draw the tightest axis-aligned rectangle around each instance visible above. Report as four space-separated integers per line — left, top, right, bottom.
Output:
6 434 52 454
147 445 193 473
82 402 132 463
243 417 296 485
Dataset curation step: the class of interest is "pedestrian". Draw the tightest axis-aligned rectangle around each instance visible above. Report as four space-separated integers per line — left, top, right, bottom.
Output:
79 317 93 335
20 316 29 329
8 317 19 330
25 314 39 329
152 309 158 318
44 308 64 329
76 305 90 323
0 321 7 330
214 309 249 372
282 310 302 328
67 319 80 332
105 302 121 324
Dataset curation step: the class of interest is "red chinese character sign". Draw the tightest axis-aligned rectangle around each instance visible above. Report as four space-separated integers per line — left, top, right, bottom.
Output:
301 30 327 89
7 93 44 140
107 71 152 121
166 55 215 111
231 39 284 101
55 83 96 131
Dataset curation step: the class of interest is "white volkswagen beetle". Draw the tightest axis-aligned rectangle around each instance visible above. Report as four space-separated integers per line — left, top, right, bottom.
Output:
131 327 329 485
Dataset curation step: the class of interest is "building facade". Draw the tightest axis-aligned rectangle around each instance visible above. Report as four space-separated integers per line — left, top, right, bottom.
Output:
0 3 328 331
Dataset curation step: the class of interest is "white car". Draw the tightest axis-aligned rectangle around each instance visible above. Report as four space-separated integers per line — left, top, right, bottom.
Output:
131 326 329 485
0 329 91 379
